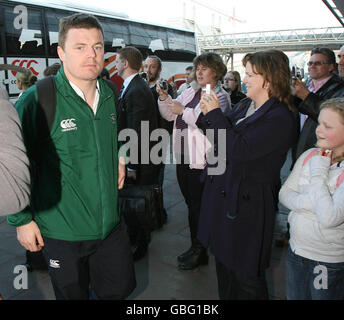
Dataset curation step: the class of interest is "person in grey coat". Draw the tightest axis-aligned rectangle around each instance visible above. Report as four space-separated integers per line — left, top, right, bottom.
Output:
0 87 30 216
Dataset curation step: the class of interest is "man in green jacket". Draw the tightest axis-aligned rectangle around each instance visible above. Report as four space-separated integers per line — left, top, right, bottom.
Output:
8 13 136 300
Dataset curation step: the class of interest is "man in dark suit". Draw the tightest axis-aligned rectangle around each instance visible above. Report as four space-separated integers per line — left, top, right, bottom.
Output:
116 46 158 261
292 47 344 164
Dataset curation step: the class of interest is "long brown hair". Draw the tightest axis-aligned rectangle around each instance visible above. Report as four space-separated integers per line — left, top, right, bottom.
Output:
242 50 293 111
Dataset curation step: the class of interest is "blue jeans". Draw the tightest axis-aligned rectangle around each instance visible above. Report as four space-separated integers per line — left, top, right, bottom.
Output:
286 246 344 300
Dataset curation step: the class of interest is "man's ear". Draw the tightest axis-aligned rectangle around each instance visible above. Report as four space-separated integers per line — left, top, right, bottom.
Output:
57 46 65 63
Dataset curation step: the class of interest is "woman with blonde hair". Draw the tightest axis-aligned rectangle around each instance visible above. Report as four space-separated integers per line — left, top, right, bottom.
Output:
197 49 297 299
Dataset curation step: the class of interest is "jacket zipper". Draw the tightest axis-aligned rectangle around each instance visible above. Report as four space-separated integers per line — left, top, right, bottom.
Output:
92 93 113 237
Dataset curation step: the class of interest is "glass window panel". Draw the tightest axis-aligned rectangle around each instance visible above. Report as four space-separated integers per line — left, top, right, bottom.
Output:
4 5 45 56
0 6 3 54
45 8 74 57
101 19 129 49
167 30 196 53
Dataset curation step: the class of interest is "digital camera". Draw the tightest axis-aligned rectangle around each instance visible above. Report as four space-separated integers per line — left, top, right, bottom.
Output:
140 72 148 81
291 66 304 80
159 80 168 90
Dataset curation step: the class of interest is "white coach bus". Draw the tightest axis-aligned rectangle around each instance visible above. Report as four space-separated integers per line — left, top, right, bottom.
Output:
0 0 198 98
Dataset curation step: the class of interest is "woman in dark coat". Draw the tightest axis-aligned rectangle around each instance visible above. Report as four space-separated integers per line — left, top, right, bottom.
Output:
196 50 297 299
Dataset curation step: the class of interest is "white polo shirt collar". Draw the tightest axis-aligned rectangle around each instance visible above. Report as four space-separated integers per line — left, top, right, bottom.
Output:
69 80 100 115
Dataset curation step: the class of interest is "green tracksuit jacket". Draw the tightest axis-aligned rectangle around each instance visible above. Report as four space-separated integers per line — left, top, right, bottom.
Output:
8 68 120 241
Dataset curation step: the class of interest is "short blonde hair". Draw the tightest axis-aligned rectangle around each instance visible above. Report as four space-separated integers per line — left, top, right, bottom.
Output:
319 97 344 162
320 97 344 125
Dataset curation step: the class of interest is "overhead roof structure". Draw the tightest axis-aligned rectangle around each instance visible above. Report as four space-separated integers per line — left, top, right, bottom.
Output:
323 0 344 27
198 27 344 54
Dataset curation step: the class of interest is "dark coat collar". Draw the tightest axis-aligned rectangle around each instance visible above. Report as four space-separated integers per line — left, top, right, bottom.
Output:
230 97 281 129
120 74 141 100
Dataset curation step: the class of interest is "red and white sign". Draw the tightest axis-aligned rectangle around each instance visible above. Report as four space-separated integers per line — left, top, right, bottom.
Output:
7 57 46 95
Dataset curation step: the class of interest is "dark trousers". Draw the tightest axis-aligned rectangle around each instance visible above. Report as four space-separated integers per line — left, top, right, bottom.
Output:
216 259 269 300
42 220 136 300
176 163 204 244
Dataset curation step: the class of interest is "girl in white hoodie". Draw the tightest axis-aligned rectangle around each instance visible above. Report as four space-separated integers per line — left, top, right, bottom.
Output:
279 97 344 300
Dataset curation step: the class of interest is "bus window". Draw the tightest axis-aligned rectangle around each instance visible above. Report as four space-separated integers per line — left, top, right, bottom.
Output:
185 34 197 53
0 6 3 55
147 27 168 52
45 8 73 57
101 19 129 52
111 38 125 48
167 31 190 52
128 24 153 47
4 5 45 56
149 39 165 52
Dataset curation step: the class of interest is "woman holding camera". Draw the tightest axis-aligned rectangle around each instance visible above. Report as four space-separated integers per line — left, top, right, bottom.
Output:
157 52 231 270
197 50 297 299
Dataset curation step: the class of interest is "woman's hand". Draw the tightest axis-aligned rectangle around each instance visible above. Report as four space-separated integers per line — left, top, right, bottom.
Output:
156 81 169 101
169 100 185 115
200 89 220 115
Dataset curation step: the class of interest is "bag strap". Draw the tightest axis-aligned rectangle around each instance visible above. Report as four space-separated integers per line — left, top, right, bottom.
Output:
336 171 344 188
103 78 119 109
35 77 118 134
36 76 56 132
302 149 318 166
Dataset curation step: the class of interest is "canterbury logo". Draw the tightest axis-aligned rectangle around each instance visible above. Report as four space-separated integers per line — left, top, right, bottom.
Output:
60 118 77 132
49 259 60 269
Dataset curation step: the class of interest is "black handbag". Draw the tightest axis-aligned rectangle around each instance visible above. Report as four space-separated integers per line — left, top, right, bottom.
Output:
119 184 157 233
119 184 167 233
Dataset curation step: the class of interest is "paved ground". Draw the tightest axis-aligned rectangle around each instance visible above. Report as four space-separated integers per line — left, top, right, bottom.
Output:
0 153 291 300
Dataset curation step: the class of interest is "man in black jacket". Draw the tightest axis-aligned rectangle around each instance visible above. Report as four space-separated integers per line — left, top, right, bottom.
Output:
143 55 175 134
116 47 158 260
142 56 174 227
292 47 344 163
